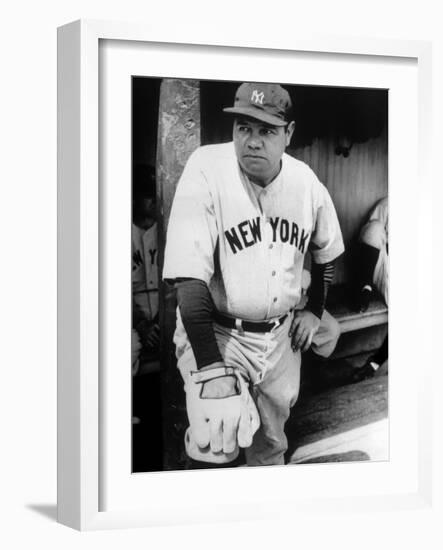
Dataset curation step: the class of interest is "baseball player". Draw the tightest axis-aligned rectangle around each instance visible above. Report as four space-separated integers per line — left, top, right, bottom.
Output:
163 82 344 466
356 197 388 310
132 165 159 374
353 197 388 381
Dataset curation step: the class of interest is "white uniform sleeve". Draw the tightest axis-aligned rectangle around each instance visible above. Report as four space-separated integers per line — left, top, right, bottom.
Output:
309 181 345 264
163 149 218 284
368 197 388 232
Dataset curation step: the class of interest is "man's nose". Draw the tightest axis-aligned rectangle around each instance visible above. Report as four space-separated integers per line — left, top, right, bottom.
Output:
247 133 262 149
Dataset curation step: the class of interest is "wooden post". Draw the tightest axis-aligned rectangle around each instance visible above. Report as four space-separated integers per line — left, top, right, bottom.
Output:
156 79 201 470
157 78 201 232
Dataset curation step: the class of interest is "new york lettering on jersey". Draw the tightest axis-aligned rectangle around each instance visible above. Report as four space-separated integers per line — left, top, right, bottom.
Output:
164 142 342 320
132 223 159 320
202 144 317 319
224 216 310 255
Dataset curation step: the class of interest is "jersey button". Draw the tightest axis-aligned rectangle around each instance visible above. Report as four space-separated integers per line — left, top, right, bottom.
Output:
272 270 276 276
269 244 273 249
273 297 278 302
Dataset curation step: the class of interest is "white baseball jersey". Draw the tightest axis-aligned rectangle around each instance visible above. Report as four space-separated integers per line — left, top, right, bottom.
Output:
163 142 344 321
367 197 388 305
368 197 388 242
132 222 159 320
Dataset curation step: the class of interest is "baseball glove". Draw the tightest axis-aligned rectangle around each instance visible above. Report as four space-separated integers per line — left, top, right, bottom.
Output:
183 365 260 463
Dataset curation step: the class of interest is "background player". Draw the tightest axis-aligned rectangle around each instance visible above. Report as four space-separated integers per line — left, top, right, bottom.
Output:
131 164 163 472
163 82 344 466
132 164 160 374
352 197 388 380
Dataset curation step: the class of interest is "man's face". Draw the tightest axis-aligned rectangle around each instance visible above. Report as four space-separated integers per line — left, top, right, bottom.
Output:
233 117 294 186
133 197 156 230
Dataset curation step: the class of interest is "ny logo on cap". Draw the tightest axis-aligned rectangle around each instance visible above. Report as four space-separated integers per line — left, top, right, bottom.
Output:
251 90 265 105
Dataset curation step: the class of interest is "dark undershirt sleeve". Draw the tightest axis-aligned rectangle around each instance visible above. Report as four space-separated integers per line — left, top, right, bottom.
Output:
358 242 380 288
175 278 223 369
305 260 335 320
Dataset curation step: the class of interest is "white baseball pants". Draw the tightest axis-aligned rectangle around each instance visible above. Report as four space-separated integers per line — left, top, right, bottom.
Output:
174 307 339 466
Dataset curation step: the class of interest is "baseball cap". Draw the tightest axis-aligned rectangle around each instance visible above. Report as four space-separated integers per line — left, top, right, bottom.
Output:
223 82 293 127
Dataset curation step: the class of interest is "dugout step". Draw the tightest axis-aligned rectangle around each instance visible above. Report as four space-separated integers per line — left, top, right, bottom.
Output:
326 284 388 334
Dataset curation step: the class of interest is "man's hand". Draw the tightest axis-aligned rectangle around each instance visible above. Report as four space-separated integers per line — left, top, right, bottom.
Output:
184 364 260 458
288 310 321 352
143 323 160 348
200 375 239 399
199 362 239 399
136 319 160 349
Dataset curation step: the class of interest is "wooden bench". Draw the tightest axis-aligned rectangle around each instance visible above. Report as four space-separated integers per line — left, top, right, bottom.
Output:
327 284 388 334
325 284 387 362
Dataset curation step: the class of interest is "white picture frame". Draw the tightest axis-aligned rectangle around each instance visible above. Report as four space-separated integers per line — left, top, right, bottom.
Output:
57 19 433 531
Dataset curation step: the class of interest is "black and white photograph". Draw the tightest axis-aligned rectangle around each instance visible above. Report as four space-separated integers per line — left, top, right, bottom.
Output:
131 77 389 472
4 0 437 542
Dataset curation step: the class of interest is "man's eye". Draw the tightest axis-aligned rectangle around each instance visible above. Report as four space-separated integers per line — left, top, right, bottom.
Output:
261 128 274 136
238 126 249 132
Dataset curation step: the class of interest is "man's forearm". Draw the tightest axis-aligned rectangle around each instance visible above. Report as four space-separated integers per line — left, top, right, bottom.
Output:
305 260 335 319
175 278 223 369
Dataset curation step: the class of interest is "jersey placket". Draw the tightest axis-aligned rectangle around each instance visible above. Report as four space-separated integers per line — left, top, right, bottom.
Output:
259 187 282 320
247 178 273 320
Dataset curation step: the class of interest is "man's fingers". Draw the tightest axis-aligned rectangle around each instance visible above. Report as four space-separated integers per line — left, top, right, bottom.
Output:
145 335 156 346
238 411 253 448
288 314 302 337
301 339 310 353
249 405 260 435
145 325 161 346
292 326 307 351
191 416 210 449
301 331 314 352
222 416 239 454
289 321 302 342
209 416 223 453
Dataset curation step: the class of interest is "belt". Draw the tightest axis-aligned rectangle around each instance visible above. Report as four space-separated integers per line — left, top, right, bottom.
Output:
213 310 289 333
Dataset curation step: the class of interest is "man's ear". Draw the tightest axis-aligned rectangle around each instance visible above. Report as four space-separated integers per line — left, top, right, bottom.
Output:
285 121 295 147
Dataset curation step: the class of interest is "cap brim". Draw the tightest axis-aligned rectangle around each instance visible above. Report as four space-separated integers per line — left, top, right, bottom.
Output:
223 106 287 127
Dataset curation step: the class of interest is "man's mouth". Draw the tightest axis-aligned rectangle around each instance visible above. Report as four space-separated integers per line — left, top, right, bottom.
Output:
244 154 266 160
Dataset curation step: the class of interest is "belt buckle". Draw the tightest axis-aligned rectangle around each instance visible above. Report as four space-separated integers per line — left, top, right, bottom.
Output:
271 312 287 331
235 318 245 335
